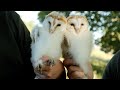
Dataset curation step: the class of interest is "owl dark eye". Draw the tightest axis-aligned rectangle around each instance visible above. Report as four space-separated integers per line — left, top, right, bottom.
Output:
81 23 84 26
48 21 51 25
70 23 74 26
57 24 61 26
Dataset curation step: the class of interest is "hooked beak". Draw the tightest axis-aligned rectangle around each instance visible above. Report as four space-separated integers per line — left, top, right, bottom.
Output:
49 29 55 33
75 28 80 33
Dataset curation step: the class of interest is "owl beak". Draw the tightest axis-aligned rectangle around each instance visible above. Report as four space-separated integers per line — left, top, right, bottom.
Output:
76 28 80 33
49 29 54 33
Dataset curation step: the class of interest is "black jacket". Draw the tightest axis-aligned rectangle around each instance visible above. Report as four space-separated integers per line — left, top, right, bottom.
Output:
103 50 120 79
0 11 35 79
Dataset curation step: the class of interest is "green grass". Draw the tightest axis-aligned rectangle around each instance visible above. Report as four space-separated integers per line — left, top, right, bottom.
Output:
90 46 112 79
91 59 109 79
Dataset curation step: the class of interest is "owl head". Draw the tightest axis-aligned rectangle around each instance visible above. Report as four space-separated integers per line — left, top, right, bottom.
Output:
67 12 89 35
42 11 67 34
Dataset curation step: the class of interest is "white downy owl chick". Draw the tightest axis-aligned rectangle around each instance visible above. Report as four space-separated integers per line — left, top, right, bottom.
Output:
63 12 93 79
30 11 67 74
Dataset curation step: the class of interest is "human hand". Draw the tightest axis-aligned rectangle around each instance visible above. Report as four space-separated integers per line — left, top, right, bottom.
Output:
34 56 65 79
63 58 93 79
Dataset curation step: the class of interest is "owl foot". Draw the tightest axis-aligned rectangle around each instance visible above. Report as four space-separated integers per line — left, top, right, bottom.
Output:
37 64 43 74
45 59 55 67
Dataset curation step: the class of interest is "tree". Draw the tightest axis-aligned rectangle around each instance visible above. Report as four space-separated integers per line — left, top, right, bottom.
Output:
38 11 120 54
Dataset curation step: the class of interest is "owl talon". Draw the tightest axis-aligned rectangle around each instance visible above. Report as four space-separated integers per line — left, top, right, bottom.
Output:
46 59 55 66
38 64 41 70
37 64 43 74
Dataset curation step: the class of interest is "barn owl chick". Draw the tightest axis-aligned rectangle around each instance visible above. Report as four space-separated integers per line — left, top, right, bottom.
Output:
63 12 93 79
30 11 67 74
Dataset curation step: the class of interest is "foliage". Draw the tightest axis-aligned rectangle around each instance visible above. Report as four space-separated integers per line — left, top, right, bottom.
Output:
91 59 108 79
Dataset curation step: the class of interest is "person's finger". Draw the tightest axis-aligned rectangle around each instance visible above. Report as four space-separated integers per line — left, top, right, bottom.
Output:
68 66 83 73
67 66 84 79
68 71 85 79
34 67 52 77
67 66 85 79
67 63 93 79
41 65 52 71
63 58 78 67
45 60 64 79
39 69 56 79
41 71 51 77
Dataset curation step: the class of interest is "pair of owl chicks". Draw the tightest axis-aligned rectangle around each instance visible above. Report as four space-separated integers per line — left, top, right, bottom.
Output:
30 11 93 79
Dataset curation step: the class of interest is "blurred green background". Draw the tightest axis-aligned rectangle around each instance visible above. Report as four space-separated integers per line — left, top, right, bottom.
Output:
22 11 120 79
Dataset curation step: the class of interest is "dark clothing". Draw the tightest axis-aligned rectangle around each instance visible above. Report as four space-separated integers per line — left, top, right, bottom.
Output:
0 11 35 79
0 11 66 79
103 50 120 79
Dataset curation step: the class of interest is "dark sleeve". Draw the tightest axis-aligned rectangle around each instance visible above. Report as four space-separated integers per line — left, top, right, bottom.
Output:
8 11 35 79
57 68 66 79
102 50 120 79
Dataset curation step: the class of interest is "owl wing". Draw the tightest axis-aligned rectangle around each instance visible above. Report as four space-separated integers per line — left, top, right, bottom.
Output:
78 30 93 62
75 30 93 76
30 25 41 44
30 25 44 68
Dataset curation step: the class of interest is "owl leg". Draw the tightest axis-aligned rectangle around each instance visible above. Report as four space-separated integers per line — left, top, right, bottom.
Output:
35 60 43 74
